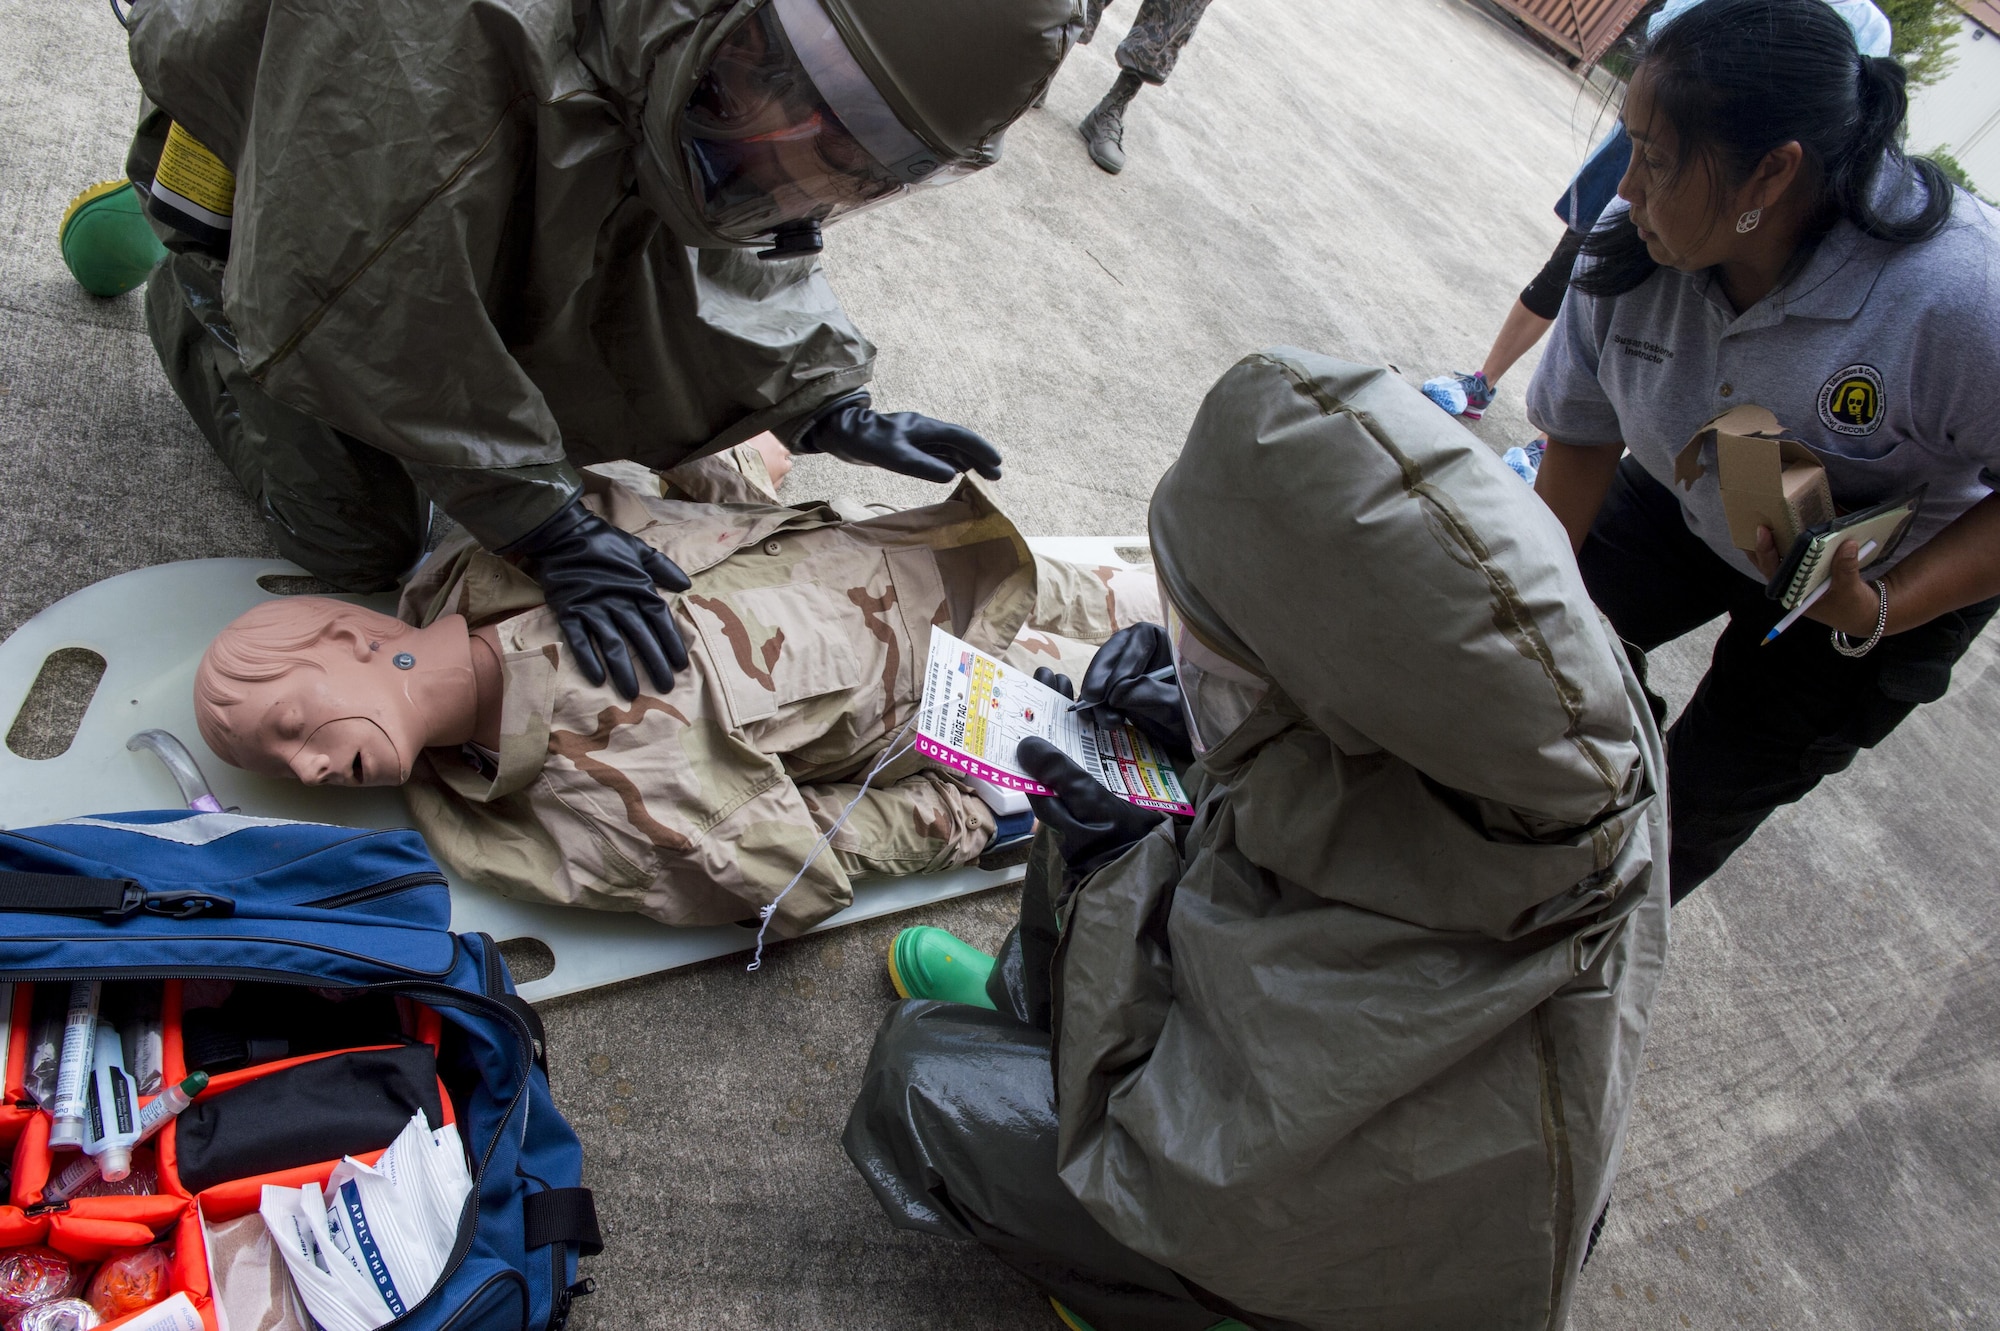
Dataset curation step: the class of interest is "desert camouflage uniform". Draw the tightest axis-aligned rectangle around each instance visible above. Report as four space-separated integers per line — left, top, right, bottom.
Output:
1082 0 1214 84
398 447 1158 937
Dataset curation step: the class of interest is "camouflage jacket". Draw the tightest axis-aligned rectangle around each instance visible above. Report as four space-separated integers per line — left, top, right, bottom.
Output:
396 453 1150 936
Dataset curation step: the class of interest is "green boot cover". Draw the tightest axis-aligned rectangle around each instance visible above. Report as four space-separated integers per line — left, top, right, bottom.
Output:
886 926 997 1008
59 180 168 297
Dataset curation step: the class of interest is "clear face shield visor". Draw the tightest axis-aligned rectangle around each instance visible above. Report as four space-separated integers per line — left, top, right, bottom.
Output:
681 0 973 245
1163 595 1272 757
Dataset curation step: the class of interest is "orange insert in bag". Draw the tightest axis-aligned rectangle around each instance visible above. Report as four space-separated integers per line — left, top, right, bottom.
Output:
0 979 461 1331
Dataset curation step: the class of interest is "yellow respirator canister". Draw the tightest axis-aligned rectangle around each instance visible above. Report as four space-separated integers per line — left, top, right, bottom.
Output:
149 122 235 247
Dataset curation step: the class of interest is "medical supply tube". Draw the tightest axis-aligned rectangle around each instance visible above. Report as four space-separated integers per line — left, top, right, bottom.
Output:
116 984 165 1097
23 987 63 1108
48 983 100 1149
84 1022 140 1180
42 1071 206 1205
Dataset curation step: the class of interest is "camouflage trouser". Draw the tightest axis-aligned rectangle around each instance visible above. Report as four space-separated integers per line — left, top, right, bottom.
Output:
1082 0 1215 85
1003 556 1161 682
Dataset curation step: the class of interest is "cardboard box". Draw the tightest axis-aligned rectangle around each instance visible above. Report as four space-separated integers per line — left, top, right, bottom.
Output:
1673 405 1833 552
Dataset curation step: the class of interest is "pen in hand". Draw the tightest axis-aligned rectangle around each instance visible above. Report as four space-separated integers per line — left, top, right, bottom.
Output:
1761 539 1878 646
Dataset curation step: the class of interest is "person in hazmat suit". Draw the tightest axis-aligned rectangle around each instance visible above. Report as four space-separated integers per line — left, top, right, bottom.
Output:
120 0 1080 701
843 349 1671 1331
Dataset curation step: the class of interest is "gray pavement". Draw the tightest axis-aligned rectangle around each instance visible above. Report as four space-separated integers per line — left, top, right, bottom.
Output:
2 0 1996 1326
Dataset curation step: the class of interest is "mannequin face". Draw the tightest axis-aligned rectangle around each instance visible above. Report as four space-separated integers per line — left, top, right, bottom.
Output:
196 600 479 787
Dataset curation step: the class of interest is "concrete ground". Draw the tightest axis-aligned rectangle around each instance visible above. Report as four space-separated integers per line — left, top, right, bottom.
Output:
2 0 1996 1327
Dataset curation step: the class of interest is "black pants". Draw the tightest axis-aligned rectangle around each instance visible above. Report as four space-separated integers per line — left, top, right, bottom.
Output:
1580 458 1998 901
843 834 1291 1331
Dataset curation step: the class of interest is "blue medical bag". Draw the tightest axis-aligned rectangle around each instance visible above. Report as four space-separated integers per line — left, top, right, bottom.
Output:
0 809 599 1330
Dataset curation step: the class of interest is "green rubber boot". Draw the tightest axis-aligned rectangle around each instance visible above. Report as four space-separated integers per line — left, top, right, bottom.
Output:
1051 1299 1248 1330
886 927 997 1008
59 180 167 297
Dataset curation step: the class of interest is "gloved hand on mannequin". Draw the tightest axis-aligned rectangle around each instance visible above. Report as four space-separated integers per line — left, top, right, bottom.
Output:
795 392 1003 483
1017 736 1164 875
502 498 690 700
1034 623 1191 757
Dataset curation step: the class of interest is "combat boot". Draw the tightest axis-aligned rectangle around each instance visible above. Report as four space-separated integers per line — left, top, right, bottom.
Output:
1078 103 1127 174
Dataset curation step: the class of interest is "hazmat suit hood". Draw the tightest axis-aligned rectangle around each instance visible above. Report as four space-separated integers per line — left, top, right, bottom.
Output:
1151 351 1643 831
1044 350 1670 1327
619 0 1082 251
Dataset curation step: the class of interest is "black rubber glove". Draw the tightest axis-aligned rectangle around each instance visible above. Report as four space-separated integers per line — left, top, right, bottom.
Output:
1018 737 1165 875
1032 667 1075 700
1073 624 1191 757
502 498 691 700
795 392 1003 483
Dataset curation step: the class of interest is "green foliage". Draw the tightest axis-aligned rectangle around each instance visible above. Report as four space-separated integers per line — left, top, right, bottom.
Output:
1878 0 1961 89
1928 144 1995 203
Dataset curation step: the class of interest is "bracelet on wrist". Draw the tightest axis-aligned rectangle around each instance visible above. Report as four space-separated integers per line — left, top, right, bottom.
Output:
1831 579 1889 658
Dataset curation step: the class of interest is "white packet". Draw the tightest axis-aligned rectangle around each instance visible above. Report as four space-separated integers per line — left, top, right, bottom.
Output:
259 1183 385 1331
322 1115 471 1309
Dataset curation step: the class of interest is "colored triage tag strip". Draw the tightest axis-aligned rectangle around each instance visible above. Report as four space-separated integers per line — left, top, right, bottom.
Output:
150 121 236 246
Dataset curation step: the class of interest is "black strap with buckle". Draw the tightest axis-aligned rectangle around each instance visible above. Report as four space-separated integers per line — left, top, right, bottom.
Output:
0 871 234 919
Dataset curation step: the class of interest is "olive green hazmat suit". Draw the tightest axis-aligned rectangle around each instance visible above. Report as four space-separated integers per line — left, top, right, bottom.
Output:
845 350 1671 1330
123 0 1080 588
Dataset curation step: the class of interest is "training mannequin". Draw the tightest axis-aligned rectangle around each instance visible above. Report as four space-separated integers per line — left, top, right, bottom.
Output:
196 449 1157 937
196 600 505 787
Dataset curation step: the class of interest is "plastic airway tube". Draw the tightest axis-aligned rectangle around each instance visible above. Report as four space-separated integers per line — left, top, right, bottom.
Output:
126 729 224 812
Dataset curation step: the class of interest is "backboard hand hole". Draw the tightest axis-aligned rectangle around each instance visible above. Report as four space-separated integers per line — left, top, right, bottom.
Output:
496 936 556 984
6 649 108 760
256 574 342 596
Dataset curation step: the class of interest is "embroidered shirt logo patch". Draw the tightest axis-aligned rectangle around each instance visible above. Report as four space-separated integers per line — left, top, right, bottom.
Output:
1818 364 1884 436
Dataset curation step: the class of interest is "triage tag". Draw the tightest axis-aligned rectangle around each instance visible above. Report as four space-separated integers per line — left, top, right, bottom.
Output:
150 121 236 247
914 630 1193 815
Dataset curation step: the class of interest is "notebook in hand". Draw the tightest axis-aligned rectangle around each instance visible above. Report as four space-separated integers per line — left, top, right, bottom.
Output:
1766 487 1924 610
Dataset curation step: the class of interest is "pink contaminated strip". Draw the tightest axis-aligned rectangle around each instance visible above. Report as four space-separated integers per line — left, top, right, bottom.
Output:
915 736 1194 817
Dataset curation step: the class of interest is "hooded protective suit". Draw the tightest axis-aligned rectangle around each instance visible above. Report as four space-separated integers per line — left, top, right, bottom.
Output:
123 0 1078 584
845 350 1670 1330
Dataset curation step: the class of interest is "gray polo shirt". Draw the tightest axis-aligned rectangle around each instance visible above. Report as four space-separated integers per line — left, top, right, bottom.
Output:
1527 185 2000 581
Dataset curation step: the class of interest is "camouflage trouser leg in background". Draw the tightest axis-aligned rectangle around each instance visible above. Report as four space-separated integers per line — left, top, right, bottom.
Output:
1081 0 1216 85
1003 555 1162 682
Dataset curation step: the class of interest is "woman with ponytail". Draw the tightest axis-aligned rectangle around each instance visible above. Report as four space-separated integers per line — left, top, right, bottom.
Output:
1527 0 2000 902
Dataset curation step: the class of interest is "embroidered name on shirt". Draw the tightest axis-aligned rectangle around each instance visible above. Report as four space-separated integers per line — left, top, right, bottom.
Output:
1613 336 1674 364
1817 364 1884 436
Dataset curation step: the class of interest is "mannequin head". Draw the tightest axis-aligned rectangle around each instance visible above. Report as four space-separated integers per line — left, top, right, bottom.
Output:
195 598 481 786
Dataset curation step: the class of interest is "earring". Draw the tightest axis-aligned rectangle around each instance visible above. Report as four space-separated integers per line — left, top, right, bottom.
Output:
1736 208 1763 234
